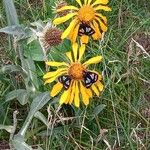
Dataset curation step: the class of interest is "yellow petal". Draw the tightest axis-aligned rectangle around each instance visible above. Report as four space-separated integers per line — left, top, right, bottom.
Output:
91 20 102 40
93 20 100 34
69 81 76 104
92 32 102 40
88 0 93 5
74 82 80 107
96 81 104 92
95 13 107 24
92 0 109 6
59 89 70 105
89 23 101 40
61 18 78 39
68 28 74 41
85 88 93 98
56 5 79 12
84 0 88 4
76 0 82 6
53 13 77 25
44 71 66 84
78 44 86 62
100 20 107 32
91 84 100 96
43 68 67 79
72 43 78 61
92 33 97 40
68 23 79 42
80 35 89 44
98 74 102 80
80 82 89 105
94 5 112 11
66 51 73 63
44 76 57 85
71 23 80 43
95 17 107 32
83 56 103 66
46 61 68 67
64 83 72 104
50 82 63 97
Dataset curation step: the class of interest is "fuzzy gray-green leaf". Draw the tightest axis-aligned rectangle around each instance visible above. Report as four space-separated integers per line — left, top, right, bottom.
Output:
5 89 29 105
3 0 19 25
24 58 39 90
18 92 50 137
34 111 48 126
12 134 32 150
0 124 13 133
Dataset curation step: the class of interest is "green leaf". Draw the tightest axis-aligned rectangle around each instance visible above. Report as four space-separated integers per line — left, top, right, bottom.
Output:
48 49 66 62
34 111 48 126
0 124 13 133
12 135 32 150
3 0 19 25
0 25 31 41
0 25 24 36
24 58 39 90
90 104 106 120
5 89 30 105
12 134 44 150
30 92 50 114
48 40 71 62
24 41 44 61
38 126 68 136
18 92 50 137
0 65 25 74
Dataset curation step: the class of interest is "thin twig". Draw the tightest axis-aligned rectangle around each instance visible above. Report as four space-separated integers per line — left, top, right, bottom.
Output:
9 110 19 149
132 38 150 58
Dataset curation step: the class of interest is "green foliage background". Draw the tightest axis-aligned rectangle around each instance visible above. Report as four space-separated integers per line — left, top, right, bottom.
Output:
0 0 150 149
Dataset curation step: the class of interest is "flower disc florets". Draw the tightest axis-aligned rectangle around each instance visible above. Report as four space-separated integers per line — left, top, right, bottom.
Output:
68 63 86 80
78 5 95 22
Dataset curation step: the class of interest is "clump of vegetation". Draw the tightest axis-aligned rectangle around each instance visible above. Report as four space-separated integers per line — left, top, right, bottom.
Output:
0 0 150 149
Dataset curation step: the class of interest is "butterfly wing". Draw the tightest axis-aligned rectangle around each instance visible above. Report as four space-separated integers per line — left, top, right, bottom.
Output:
83 71 98 88
78 23 95 36
84 74 93 88
89 72 98 82
85 26 95 36
58 75 71 90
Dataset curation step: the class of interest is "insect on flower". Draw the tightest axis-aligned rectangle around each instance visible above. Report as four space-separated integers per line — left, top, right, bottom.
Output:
53 0 111 44
78 22 95 36
43 43 104 107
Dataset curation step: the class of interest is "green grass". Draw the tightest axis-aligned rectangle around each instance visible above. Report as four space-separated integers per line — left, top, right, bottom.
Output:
0 0 150 149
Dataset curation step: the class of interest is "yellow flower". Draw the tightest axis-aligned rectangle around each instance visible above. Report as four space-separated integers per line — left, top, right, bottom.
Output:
53 0 111 44
43 43 104 107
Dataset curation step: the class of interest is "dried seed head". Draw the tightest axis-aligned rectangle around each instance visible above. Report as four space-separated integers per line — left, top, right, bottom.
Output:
39 27 62 50
53 0 69 17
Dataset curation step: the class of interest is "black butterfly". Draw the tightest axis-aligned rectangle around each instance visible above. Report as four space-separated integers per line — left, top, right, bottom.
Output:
83 71 98 88
58 75 71 90
78 22 95 36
